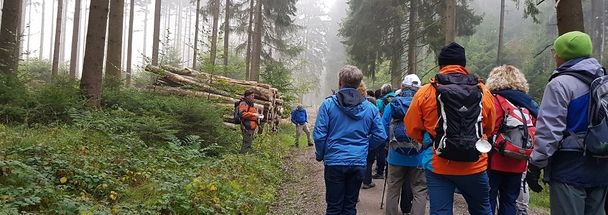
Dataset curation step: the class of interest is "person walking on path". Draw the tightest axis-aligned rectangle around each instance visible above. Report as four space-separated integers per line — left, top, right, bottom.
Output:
238 89 261 153
405 42 496 215
485 65 539 215
291 104 313 147
314 65 387 215
382 74 428 215
527 31 608 215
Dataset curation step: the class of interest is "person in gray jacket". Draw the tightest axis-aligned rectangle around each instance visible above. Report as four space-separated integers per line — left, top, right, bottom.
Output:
526 31 608 215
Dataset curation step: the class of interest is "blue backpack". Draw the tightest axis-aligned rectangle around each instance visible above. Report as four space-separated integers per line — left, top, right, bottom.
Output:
388 96 420 156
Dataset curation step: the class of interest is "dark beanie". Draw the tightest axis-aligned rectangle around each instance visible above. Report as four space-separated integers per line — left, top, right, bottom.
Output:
438 42 466 67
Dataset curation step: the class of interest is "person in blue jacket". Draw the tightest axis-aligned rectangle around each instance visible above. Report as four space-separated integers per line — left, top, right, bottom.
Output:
291 104 313 147
314 65 387 215
382 74 430 215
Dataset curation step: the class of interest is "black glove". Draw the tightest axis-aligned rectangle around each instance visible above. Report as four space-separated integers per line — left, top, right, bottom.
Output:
526 164 543 193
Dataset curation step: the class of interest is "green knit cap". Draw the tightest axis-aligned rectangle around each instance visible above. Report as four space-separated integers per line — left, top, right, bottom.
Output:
553 31 593 61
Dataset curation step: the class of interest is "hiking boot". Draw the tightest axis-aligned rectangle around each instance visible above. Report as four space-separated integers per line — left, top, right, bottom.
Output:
361 182 376 189
307 143 313 147
372 174 384 179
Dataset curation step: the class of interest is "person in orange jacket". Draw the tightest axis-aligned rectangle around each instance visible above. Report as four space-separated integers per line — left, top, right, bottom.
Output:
239 89 260 153
404 42 496 215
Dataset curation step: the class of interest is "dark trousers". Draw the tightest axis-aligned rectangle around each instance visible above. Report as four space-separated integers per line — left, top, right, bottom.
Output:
426 170 492 215
375 147 386 175
324 165 366 215
364 150 375 185
489 170 522 215
401 179 414 213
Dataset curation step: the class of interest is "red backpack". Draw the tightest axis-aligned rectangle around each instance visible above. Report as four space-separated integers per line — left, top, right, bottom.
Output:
491 95 536 160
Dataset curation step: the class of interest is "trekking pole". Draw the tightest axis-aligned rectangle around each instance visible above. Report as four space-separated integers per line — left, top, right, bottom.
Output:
380 161 389 209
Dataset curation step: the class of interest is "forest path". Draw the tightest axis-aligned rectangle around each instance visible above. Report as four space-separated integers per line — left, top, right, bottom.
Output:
270 107 549 215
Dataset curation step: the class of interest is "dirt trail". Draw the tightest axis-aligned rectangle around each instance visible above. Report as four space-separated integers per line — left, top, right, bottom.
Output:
271 146 550 215
270 106 549 214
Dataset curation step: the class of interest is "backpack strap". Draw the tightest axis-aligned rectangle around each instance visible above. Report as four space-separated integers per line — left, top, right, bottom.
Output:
549 71 599 86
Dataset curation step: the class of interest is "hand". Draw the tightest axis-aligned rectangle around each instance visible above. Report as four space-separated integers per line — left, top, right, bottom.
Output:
526 164 543 193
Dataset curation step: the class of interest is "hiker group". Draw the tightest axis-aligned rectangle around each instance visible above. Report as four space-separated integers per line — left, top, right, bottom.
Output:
311 31 608 215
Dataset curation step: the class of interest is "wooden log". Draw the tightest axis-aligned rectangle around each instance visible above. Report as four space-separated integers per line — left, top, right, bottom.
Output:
184 67 273 89
146 65 235 97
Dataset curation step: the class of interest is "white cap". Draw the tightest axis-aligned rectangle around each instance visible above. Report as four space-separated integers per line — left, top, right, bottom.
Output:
401 74 422 87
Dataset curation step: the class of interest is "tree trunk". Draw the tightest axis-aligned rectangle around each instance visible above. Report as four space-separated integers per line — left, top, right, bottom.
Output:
105 0 125 85
59 0 68 64
152 0 161 65
390 0 402 88
249 0 263 81
192 0 201 69
39 0 45 59
49 0 56 59
176 0 183 50
126 0 135 86
210 0 220 70
555 0 584 35
407 0 418 75
444 0 456 45
81 0 110 107
591 0 604 59
223 0 230 70
143 1 149 57
245 0 255 80
26 0 33 59
51 0 63 78
0 0 23 74
69 0 82 79
497 0 505 65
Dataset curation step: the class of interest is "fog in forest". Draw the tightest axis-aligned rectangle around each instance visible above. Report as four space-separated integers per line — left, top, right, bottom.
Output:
5 0 608 107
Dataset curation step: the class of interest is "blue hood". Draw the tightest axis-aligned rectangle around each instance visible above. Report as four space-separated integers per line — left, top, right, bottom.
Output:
556 57 604 76
334 88 367 120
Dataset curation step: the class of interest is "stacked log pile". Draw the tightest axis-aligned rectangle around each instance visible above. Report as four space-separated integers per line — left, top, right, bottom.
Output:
145 65 284 131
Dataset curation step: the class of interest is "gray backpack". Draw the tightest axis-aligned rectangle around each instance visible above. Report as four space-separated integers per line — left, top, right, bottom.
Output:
550 70 608 157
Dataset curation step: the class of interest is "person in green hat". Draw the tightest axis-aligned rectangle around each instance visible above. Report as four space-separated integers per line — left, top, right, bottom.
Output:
527 31 608 215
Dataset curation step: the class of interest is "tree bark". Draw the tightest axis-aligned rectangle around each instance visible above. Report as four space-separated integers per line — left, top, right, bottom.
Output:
223 0 230 70
81 0 110 107
105 0 125 85
444 0 456 45
497 0 505 65
49 0 56 59
176 0 183 50
70 0 82 79
210 0 220 71
39 0 45 59
0 0 23 74
245 0 255 80
192 0 201 69
407 0 418 75
555 0 584 35
51 0 64 78
591 0 604 59
126 0 135 86
151 0 161 65
249 0 263 81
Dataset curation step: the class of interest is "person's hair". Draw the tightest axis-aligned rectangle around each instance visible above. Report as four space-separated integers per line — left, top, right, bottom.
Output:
367 90 375 97
357 81 367 96
374 89 382 99
244 89 256 97
380 84 393 95
338 65 363 88
486 65 529 93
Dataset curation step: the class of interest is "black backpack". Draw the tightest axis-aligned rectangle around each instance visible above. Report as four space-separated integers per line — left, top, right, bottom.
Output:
233 100 250 124
549 70 608 157
432 73 484 162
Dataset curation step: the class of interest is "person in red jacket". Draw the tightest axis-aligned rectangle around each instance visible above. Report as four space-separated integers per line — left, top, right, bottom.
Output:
486 65 539 215
239 89 260 153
